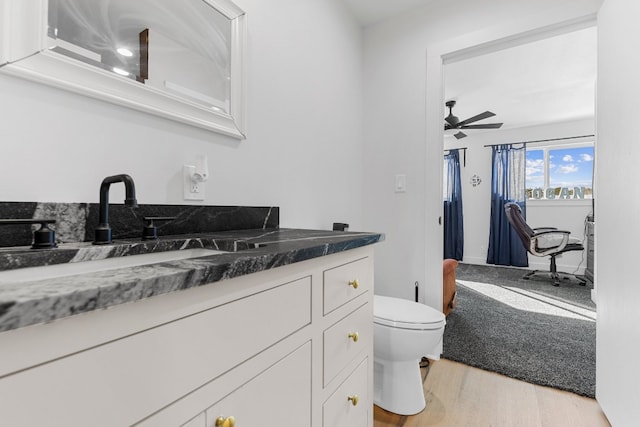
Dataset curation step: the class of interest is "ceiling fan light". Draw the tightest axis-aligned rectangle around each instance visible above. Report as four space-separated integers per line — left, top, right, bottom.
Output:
445 113 459 126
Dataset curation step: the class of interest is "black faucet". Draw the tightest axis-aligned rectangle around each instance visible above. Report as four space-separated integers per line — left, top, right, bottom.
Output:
93 174 138 245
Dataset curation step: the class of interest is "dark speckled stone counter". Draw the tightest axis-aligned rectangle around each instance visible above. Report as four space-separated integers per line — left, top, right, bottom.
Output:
0 228 383 332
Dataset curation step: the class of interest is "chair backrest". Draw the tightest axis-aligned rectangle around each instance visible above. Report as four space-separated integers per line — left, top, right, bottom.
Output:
504 202 534 251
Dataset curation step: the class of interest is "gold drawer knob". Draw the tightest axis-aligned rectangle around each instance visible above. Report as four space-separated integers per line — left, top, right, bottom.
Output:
215 416 236 427
348 395 359 406
348 332 359 342
348 279 359 289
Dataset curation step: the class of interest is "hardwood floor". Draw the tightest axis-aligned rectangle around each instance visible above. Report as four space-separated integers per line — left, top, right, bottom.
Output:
373 359 610 427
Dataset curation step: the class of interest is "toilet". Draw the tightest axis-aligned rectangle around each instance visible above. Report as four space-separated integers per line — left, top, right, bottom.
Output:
373 295 446 415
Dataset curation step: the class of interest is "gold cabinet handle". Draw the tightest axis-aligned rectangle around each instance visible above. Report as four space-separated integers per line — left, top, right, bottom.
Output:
215 416 236 427
348 279 359 289
348 395 359 406
348 332 359 342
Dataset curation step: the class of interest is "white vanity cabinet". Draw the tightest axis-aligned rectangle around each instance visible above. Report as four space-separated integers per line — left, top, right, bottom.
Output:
323 358 369 427
0 246 374 427
319 256 373 427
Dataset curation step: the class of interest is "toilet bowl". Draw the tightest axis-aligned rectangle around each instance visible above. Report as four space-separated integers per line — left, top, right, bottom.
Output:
373 295 446 415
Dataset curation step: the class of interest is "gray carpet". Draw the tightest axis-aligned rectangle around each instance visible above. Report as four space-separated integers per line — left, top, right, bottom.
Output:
443 263 596 397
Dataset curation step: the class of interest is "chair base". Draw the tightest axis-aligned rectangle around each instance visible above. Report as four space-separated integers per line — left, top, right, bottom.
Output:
522 269 587 287
521 253 587 287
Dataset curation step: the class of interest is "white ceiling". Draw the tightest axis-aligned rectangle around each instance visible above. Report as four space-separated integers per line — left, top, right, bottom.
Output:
444 26 597 134
340 1 597 135
341 0 437 26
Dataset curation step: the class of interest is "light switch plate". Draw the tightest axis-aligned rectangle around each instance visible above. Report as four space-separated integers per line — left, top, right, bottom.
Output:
395 174 407 193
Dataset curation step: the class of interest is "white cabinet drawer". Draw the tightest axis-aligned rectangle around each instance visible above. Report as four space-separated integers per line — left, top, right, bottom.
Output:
181 413 206 427
323 302 372 387
203 342 312 427
323 257 371 315
0 276 311 427
323 357 369 427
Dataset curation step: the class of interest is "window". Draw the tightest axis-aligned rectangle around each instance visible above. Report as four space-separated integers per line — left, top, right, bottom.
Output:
526 144 594 200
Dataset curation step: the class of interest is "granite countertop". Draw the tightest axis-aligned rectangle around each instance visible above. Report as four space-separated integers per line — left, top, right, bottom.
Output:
0 228 383 332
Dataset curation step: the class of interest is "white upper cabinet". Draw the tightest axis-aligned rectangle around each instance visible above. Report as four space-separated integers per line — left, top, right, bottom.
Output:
0 0 246 139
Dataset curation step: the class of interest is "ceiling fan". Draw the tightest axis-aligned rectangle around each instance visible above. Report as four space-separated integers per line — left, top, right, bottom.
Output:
444 100 503 139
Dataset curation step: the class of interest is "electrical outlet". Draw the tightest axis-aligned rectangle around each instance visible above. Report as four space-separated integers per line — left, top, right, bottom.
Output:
183 165 205 201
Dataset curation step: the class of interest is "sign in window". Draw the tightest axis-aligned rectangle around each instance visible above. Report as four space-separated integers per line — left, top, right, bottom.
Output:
526 145 594 200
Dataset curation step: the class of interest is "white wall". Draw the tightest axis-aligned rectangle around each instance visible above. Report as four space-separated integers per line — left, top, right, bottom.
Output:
362 0 602 309
596 0 640 425
445 118 594 274
0 0 363 231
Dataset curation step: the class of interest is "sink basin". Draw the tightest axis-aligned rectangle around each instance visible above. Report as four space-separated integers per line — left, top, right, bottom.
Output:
0 248 226 283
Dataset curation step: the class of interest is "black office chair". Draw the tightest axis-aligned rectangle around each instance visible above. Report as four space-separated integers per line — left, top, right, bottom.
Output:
504 202 586 287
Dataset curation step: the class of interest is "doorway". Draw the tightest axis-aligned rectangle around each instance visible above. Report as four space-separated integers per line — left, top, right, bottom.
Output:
441 25 597 270
434 17 598 399
421 13 599 307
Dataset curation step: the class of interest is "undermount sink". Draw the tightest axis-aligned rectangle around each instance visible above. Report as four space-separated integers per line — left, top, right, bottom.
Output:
0 248 226 283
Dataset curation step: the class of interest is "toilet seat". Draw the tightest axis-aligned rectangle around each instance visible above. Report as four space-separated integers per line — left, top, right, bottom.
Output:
374 295 446 330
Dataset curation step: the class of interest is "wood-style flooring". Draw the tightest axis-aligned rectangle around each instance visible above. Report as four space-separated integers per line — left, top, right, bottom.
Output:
373 359 610 427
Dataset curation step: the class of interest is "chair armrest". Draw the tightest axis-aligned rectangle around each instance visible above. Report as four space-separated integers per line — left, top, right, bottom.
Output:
533 227 557 232
532 229 571 237
529 230 570 256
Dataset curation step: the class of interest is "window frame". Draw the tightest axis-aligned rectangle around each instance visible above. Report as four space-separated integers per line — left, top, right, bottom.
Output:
526 140 594 206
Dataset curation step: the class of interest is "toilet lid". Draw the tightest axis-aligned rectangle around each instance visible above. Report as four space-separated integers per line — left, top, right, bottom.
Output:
374 295 446 330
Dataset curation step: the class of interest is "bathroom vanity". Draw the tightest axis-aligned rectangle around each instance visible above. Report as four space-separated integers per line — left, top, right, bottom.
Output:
0 220 382 427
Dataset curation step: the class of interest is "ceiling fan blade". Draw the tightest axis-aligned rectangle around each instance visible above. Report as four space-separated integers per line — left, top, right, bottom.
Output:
461 123 503 129
457 111 496 127
454 131 467 139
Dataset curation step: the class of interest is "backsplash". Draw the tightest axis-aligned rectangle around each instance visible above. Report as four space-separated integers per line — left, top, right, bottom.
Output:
0 202 278 247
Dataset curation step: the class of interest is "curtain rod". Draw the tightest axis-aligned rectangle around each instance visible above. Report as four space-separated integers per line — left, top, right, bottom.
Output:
443 147 467 153
482 134 594 148
444 147 467 167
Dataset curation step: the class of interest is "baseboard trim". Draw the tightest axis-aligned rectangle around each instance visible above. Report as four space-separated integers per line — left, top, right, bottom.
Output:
460 258 586 276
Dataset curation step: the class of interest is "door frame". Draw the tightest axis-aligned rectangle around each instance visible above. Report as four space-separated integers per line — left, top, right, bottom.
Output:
422 10 598 315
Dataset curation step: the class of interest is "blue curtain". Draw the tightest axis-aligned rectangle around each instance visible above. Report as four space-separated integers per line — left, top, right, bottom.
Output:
486 144 528 267
444 149 464 260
